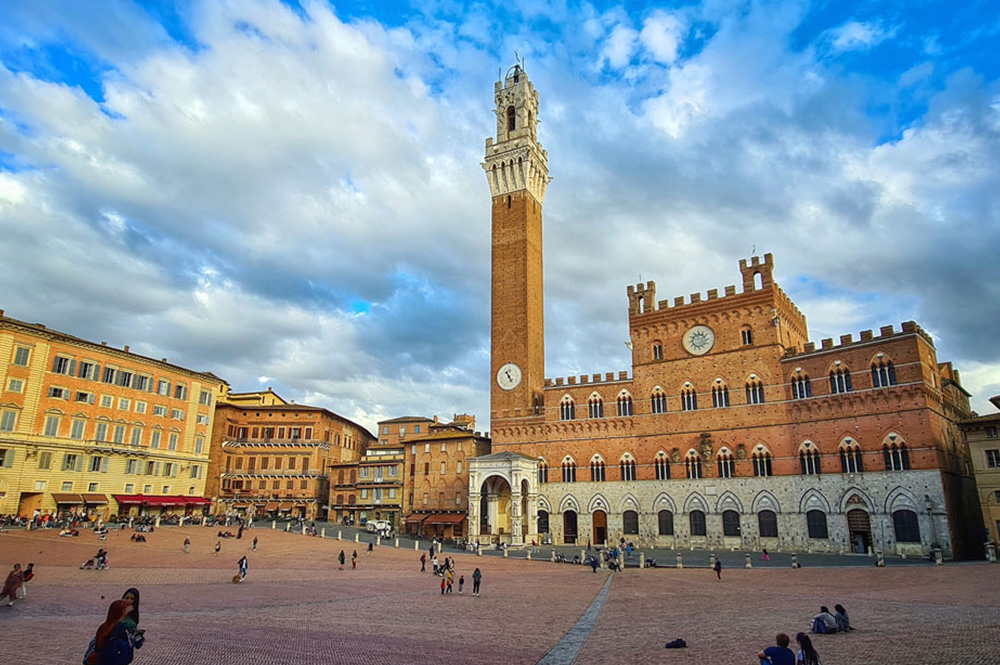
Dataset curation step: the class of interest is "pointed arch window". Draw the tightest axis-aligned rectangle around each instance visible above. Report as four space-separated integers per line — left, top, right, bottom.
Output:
620 458 636 481
717 450 735 478
652 343 663 360
538 461 549 484
752 450 772 477
883 442 910 471
588 395 604 419
590 458 606 482
689 510 707 536
745 380 765 405
806 510 828 539
650 389 667 414
791 374 812 399
655 454 671 480
560 397 576 421
758 510 778 538
839 440 864 473
830 366 852 394
872 359 897 388
712 384 730 408
561 460 576 483
799 445 821 475
685 452 703 479
617 393 634 417
658 510 674 535
507 105 516 132
681 386 698 411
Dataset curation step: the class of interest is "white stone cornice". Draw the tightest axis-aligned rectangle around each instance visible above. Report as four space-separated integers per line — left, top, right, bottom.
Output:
482 141 550 203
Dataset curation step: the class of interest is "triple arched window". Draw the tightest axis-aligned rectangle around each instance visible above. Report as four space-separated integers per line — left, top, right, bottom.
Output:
655 454 671 480
590 458 606 482
588 395 604 419
799 444 821 475
620 458 637 481
712 384 730 408
685 451 703 479
839 440 864 473
745 380 765 405
830 366 852 394
871 359 897 388
650 389 667 414
681 386 698 411
752 450 773 477
537 461 548 484
791 374 812 399
561 459 576 483
560 397 576 421
717 450 735 478
883 442 910 471
617 393 634 417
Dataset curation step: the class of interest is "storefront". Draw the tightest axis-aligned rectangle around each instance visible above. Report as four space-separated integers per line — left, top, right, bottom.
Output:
422 512 467 540
113 494 211 517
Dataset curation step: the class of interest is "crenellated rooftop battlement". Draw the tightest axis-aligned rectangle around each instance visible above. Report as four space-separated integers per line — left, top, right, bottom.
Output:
784 321 934 358
544 371 631 389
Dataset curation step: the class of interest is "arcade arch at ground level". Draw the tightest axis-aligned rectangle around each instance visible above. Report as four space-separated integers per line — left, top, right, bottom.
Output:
467 451 539 546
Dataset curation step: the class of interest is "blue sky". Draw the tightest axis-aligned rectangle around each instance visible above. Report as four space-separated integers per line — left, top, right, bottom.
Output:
0 0 998 431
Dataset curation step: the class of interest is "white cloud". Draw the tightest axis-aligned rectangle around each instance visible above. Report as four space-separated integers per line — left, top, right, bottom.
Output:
601 23 639 69
828 20 897 53
639 10 686 64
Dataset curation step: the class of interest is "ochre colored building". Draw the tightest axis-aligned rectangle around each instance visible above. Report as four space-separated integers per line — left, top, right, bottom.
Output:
207 393 373 521
0 309 224 518
469 64 980 558
959 397 1000 546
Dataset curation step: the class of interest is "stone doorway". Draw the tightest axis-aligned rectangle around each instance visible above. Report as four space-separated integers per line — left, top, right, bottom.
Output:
563 510 578 544
592 510 607 545
847 509 872 554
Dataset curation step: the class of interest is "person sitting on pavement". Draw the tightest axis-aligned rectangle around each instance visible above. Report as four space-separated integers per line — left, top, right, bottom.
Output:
834 604 853 632
811 606 839 634
758 632 796 665
795 632 821 665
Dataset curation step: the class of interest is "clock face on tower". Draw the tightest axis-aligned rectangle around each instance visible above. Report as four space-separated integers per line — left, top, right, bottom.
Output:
496 362 523 391
683 325 716 356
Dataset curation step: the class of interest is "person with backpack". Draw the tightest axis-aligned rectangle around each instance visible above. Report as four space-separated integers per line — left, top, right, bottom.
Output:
18 563 34 598
472 568 482 596
85 599 133 665
713 558 722 581
0 563 23 606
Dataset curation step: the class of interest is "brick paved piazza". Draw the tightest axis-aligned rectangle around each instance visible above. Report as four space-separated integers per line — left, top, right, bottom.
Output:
1 527 997 665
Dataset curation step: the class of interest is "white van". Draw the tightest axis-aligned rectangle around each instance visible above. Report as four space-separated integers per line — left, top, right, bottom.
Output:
366 520 392 535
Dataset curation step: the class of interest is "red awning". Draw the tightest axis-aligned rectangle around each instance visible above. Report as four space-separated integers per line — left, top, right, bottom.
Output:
404 514 429 524
423 513 467 525
113 495 144 506
52 493 84 504
140 495 189 507
184 497 211 506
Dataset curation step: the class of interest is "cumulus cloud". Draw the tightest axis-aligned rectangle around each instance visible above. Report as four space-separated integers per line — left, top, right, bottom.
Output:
0 0 998 429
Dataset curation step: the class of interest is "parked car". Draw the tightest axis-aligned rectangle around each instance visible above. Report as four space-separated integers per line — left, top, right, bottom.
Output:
366 520 392 536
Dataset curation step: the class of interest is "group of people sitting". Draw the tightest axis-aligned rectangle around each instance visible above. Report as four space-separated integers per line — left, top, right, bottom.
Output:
129 533 147 543
758 632 820 665
811 604 853 634
59 528 81 537
217 530 238 538
80 549 109 570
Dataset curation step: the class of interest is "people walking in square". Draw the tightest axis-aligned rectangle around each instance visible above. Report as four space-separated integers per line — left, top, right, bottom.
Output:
440 577 446 595
0 563 23 606
432 556 439 575
252 536 258 552
214 541 221 556
338 550 346 570
472 567 482 597
367 541 373 553
352 550 357 569
714 558 722 581
420 553 426 572
238 555 248 581
458 574 465 594
762 548 771 562
183 537 190 553
446 569 454 593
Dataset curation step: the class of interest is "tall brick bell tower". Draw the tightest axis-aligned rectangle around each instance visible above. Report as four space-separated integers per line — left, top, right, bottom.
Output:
484 63 549 431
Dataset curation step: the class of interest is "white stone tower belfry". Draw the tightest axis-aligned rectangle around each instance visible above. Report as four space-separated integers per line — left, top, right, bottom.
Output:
484 62 549 432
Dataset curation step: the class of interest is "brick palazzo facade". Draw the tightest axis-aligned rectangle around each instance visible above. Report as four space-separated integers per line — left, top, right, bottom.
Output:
468 64 981 558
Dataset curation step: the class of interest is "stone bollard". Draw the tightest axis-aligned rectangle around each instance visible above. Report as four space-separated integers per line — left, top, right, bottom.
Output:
503 547 509 558
414 540 419 551
580 549 586 565
676 553 683 569
376 536 381 547
321 528 326 538
395 538 400 549
709 553 716 567
155 516 161 528
271 520 276 530
986 542 996 563
129 517 134 528
639 551 644 569
354 533 359 543
551 550 556 563
934 548 943 566
876 551 885 567
745 553 752 568
338 530 342 541
477 546 482 557
285 523 290 532
301 525 306 535
618 552 624 570
791 553 800 569
527 550 532 560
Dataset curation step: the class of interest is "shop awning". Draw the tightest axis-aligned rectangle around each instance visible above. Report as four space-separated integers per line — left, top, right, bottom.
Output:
52 493 84 504
183 497 212 506
140 496 189 507
423 513 467 525
113 495 144 506
82 493 108 504
404 514 430 524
